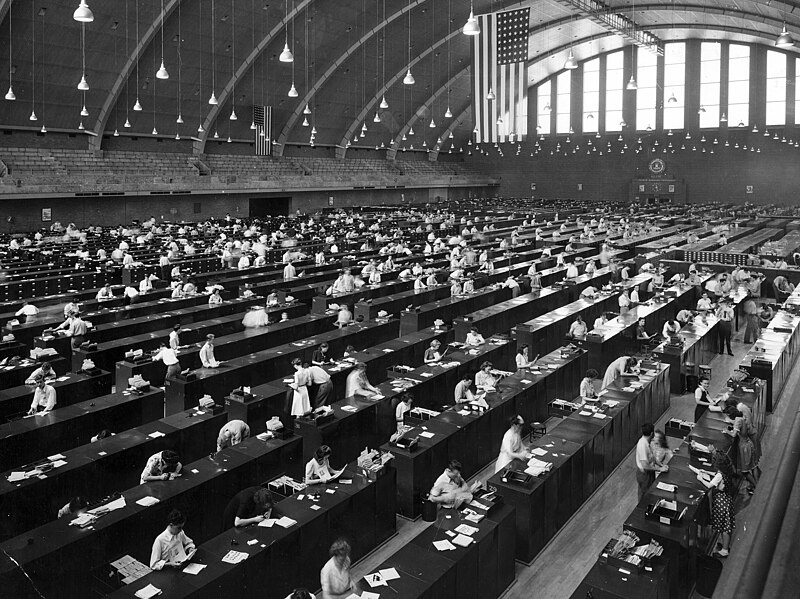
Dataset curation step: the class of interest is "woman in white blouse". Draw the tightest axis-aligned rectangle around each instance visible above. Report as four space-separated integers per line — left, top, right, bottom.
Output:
495 416 530 473
515 345 538 369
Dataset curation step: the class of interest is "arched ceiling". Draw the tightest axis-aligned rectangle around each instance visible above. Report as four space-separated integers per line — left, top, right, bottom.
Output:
0 0 799 157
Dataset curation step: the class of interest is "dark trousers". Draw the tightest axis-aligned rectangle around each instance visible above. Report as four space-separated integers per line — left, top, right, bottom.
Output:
311 380 333 408
166 362 182 379
717 320 732 354
71 334 85 350
637 470 655 501
744 314 759 343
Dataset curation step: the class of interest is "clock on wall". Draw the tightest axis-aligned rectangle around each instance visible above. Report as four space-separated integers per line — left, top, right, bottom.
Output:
648 158 666 175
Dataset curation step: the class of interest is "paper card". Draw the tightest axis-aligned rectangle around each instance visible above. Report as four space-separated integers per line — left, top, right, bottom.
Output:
8 472 26 482
379 567 400 581
325 488 336 494
452 534 474 547
520 379 533 384
276 516 297 528
134 583 162 599
578 411 592 416
445 530 456 537
136 496 159 507
339 479 352 485
148 431 165 438
454 524 479 535
531 448 548 456
420 372 433 378
247 539 258 546
310 504 321 511
419 431 435 438
191 469 199 474
361 592 381 599
372 394 384 400
433 539 457 551
257 518 276 528
592 413 607 419
382 348 394 353
51 460 68 467
656 482 677 493
182 563 207 575
365 572 387 588
47 454 66 461
297 494 305 500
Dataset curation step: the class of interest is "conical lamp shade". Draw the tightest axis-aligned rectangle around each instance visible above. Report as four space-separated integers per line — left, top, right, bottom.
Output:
133 98 143 111
73 1 94 23
176 114 184 124
486 88 495 100
380 96 389 109
564 50 578 70
303 104 311 114
279 43 294 62
80 105 89 117
152 127 158 135
198 124 205 133
429 118 436 128
462 10 480 35
213 131 219 138
113 129 119 136
288 83 298 97
77 75 90 91
444 106 452 118
776 25 795 48
373 113 381 123
230 108 237 120
250 121 256 130
29 110 37 121
208 92 218 105
175 133 180 140
408 126 414 136
403 70 415 85
40 125 46 133
4 86 15 101
626 76 638 90
156 61 169 79
124 118 131 128
78 121 85 130
302 117 309 126
311 126 317 134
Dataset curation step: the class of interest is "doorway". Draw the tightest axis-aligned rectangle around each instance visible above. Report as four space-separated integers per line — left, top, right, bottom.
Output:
249 196 291 218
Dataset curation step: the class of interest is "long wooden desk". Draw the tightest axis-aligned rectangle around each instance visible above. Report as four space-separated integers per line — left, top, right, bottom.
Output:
0 370 113 419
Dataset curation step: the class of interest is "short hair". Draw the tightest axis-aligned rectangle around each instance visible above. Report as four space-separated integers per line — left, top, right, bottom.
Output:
510 415 524 427
315 445 332 460
329 538 351 558
95 429 112 441
480 361 493 369
291 357 302 366
320 342 329 349
69 496 88 513
446 459 463 472
625 357 638 370
431 339 441 346
641 423 655 437
401 393 413 404
518 344 529 354
206 334 215 340
699 375 710 384
173 324 181 331
162 450 180 465
462 372 472 381
168 509 186 526
253 488 274 509
586 369 599 379
288 590 314 599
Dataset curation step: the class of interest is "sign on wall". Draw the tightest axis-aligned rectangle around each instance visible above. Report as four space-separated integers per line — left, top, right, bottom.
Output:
41 208 51 222
746 185 754 194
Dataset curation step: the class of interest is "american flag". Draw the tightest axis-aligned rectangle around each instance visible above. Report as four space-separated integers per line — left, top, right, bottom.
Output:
253 105 272 156
472 8 530 144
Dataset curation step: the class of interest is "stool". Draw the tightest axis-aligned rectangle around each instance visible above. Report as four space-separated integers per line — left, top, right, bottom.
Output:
421 498 437 522
528 421 547 441
699 365 712 379
684 362 698 376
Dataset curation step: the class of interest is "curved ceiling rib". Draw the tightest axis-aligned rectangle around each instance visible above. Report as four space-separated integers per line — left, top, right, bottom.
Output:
273 0 427 157
194 0 312 154
384 69 470 160
90 0 181 151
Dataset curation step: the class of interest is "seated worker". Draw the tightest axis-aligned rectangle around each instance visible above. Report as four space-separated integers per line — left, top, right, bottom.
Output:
568 315 588 338
424 339 443 364
395 393 414 432
662 318 681 340
28 377 56 415
345 362 379 398
336 305 352 328
454 373 477 404
636 318 652 340
57 496 88 519
697 293 713 311
475 361 498 391
216 419 251 452
25 360 56 385
305 445 342 485
200 334 221 368
140 449 182 484
515 344 538 369
464 326 485 346
676 308 694 326
428 460 481 509
222 486 274 528
580 369 599 400
149 509 196 570
312 342 335 366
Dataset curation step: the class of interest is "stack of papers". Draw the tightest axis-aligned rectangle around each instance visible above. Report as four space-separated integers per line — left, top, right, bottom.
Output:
276 516 297 528
70 513 97 527
452 534 474 547
454 523 479 535
136 496 160 507
134 584 162 599
221 550 249 564
7 472 26 483
182 563 207 575
433 539 457 551
88 496 126 515
525 457 553 477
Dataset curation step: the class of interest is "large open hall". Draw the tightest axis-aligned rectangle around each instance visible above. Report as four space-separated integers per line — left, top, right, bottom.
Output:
1 1 799 598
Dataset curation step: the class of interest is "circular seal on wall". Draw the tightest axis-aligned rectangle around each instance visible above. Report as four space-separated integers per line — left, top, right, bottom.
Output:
648 158 666 175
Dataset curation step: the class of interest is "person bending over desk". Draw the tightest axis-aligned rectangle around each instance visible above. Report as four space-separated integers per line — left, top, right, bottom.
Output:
495 415 531 473
223 486 274 528
140 450 182 484
25 361 56 385
602 356 637 388
345 362 379 398
150 509 196 570
320 538 356 599
217 419 251 452
428 459 480 509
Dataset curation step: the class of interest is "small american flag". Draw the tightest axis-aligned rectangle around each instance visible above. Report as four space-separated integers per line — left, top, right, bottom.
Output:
253 105 272 156
472 8 530 144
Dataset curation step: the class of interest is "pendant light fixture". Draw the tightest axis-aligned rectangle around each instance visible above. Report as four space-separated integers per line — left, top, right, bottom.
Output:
73 1 94 22
374 113 381 123
39 7 46 132
134 0 142 111
156 0 169 78
77 24 90 90
403 0 414 84
564 49 578 70
175 1 183 133
776 22 795 48
720 113 727 122
627 0 638 91
668 92 677 103
29 2 37 120
80 104 89 117
4 1 14 100
209 0 218 104
486 88 495 100
229 0 237 121
462 1 480 35
123 0 131 127
288 83 298 97
280 0 294 61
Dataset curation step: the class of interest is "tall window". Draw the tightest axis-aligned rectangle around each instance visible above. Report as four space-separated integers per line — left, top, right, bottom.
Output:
663 43 685 130
536 80 552 135
699 42 721 128
635 49 658 130
605 51 624 132
583 58 600 133
728 45 750 127
556 71 571 134
795 57 800 125
766 50 786 126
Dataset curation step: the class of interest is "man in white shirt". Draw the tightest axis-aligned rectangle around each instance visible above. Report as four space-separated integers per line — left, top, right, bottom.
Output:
153 341 182 378
199 334 220 368
15 300 40 322
635 423 667 500
28 378 56 415
565 262 579 279
283 261 297 280
696 293 713 311
568 315 588 338
594 313 609 329
139 276 153 294
150 510 196 571
169 324 181 351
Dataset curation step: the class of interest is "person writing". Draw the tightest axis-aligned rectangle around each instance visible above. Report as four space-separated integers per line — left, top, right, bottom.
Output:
222 486 274 528
495 415 530 473
312 342 334 366
320 538 356 599
428 459 480 509
580 369 599 400
602 356 637 388
515 345 538 369
25 361 56 385
305 445 343 485
149 509 196 570
216 419 251 452
344 362 379 398
28 377 56 415
464 327 485 346
454 373 477 404
662 318 681 340
568 315 588 338
635 423 668 500
140 449 182 484
475 361 498 391
200 334 221 368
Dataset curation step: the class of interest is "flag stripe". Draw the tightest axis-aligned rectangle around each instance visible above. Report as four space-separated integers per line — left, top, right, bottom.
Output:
473 31 481 143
